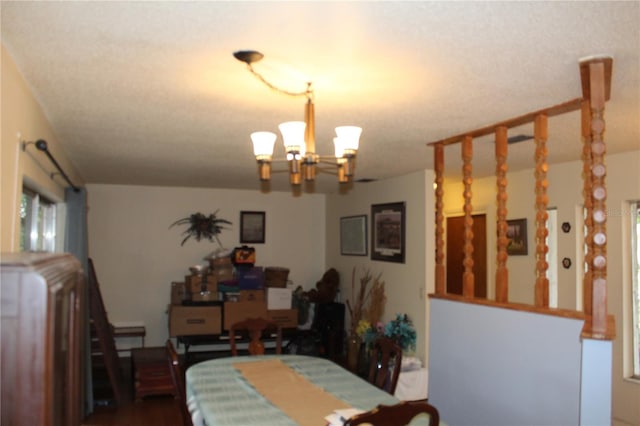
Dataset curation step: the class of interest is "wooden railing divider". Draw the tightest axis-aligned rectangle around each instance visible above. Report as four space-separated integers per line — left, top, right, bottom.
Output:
534 114 550 307
581 99 594 316
434 144 446 295
428 56 614 340
495 127 509 303
461 136 475 298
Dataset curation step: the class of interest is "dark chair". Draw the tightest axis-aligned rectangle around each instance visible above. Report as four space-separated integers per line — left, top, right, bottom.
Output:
166 339 192 426
229 317 283 356
368 336 403 395
344 401 440 426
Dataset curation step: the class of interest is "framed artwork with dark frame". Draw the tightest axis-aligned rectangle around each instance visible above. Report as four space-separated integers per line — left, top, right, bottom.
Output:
506 218 528 255
240 211 265 244
340 215 368 256
371 202 406 263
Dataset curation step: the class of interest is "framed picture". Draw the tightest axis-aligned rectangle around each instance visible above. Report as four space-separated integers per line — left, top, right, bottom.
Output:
506 218 528 255
340 215 368 256
371 202 406 263
240 211 265 244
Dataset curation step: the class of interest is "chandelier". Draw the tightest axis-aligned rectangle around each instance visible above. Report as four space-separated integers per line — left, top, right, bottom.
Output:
233 50 362 187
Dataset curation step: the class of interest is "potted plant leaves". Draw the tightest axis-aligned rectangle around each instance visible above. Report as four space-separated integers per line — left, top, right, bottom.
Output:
170 210 232 246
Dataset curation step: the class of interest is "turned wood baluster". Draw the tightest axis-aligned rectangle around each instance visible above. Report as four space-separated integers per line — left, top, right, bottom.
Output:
434 144 446 295
495 127 509 303
534 114 550 307
462 136 475 298
586 60 608 334
581 100 594 315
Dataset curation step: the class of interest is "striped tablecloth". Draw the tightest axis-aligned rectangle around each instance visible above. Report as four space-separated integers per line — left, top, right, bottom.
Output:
186 354 400 426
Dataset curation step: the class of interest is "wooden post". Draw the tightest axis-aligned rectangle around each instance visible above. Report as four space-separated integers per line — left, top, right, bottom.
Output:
584 59 609 335
534 114 549 307
581 100 594 316
434 144 446 295
495 127 509 303
461 136 475 298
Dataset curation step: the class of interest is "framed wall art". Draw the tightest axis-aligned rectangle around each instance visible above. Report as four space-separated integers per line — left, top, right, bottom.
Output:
240 211 265 244
371 202 406 263
506 218 528 255
340 215 367 256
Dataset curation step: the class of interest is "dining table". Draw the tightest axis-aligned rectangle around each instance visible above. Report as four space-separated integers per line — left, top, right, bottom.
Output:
185 354 431 426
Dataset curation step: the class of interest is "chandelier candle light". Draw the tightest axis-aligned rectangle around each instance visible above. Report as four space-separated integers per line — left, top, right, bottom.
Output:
234 50 362 186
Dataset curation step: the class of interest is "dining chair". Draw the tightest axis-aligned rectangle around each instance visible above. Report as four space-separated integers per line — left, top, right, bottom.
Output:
344 401 440 426
368 336 403 395
229 317 283 356
166 339 192 426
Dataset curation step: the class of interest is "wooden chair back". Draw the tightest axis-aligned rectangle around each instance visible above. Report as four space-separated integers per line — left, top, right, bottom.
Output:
344 401 440 426
229 317 282 356
368 336 403 395
166 339 192 426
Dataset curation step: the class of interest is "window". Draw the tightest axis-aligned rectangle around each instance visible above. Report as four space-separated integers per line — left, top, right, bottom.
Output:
631 202 640 378
20 187 57 252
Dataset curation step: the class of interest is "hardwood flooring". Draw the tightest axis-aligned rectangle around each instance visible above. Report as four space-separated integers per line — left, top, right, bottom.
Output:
82 396 183 426
82 354 183 426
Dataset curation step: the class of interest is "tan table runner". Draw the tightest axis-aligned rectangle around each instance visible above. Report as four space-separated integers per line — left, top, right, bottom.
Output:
233 359 351 426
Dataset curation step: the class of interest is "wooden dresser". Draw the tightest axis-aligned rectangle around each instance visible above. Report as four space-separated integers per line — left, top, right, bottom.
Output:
1 253 84 426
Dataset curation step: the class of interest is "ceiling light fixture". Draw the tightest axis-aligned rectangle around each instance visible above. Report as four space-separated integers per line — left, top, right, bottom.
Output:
233 50 362 187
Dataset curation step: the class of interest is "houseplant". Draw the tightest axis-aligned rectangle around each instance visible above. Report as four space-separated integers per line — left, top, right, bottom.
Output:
170 210 232 246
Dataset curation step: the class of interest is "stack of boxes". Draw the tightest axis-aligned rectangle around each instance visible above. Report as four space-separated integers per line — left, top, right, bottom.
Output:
168 256 298 337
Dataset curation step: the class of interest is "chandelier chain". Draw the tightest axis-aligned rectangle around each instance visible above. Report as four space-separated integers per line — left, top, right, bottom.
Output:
245 64 314 100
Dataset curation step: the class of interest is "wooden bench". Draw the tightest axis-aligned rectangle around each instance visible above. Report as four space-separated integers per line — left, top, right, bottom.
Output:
131 347 175 401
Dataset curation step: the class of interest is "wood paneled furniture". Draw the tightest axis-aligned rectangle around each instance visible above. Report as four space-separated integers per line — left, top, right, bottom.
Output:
345 401 440 426
368 336 403 395
1 253 84 425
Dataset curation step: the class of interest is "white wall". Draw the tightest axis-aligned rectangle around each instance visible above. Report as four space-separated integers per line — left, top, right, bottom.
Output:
86 184 325 348
429 298 584 426
325 170 435 363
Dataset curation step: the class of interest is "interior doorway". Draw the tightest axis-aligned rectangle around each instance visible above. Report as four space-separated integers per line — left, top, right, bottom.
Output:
446 214 487 297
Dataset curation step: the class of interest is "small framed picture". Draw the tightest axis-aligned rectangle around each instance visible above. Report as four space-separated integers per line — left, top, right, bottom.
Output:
506 218 528 255
340 215 367 256
371 202 406 263
240 211 265 244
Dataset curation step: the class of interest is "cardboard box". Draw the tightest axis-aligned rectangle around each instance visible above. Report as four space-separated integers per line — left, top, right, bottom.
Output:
185 274 202 293
209 256 232 269
169 305 221 336
266 287 292 310
223 300 267 330
170 282 186 305
191 289 217 302
239 289 265 302
267 309 298 329
210 265 234 282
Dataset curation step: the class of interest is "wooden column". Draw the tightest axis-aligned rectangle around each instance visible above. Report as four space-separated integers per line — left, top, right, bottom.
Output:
584 59 609 335
495 127 509 303
534 114 549 307
581 99 594 315
461 136 475 298
434 144 446 295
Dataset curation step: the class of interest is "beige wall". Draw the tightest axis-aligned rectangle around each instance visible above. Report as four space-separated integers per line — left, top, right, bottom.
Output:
443 151 640 425
1 44 83 252
325 170 435 363
85 183 326 348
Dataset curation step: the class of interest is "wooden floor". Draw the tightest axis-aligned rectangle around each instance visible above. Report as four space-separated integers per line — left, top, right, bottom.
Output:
82 354 183 426
82 396 183 426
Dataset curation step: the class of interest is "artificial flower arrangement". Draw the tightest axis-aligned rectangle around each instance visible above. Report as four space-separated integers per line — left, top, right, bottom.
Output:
356 313 417 352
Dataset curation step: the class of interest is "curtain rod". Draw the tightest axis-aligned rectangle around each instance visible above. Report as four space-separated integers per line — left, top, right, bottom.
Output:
23 139 80 192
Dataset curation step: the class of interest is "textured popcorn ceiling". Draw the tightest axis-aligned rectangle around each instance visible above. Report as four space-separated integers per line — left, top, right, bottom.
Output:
2 1 638 193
